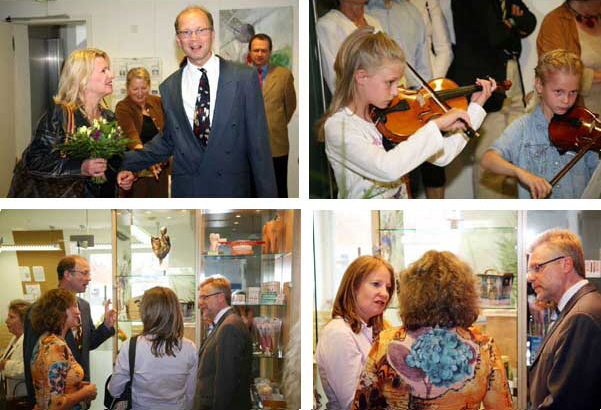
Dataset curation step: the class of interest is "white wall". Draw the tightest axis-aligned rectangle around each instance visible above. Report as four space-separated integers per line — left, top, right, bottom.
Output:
0 0 300 196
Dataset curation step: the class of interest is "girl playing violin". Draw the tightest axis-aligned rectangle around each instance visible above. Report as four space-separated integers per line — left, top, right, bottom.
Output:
317 26 496 199
480 49 598 199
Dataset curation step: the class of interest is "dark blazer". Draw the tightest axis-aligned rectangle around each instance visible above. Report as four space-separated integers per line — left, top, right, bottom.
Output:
529 282 601 410
448 0 536 112
194 308 252 410
23 296 114 409
122 56 278 198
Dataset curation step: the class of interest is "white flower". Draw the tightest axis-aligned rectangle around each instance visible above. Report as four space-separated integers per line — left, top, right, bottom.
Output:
93 119 100 128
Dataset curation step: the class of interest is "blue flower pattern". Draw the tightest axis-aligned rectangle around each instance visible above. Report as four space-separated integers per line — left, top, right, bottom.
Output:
405 328 474 387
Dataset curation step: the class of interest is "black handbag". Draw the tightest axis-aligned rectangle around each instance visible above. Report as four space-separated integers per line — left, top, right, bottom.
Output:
104 335 138 410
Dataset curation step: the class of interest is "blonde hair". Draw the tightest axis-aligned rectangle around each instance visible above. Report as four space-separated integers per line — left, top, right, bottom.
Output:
529 229 585 278
331 255 395 336
316 26 405 142
535 49 583 84
126 67 151 88
54 48 110 109
398 250 480 330
140 287 183 357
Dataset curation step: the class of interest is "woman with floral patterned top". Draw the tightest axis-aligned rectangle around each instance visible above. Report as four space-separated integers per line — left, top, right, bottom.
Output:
352 250 512 410
29 289 97 410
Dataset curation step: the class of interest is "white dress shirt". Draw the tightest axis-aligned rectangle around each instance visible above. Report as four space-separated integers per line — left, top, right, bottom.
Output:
108 335 198 410
409 0 454 78
315 317 373 410
1 334 26 398
558 280 589 312
213 306 232 327
181 53 220 130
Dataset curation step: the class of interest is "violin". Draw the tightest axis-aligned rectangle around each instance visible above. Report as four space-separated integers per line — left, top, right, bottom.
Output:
548 105 601 187
370 76 512 145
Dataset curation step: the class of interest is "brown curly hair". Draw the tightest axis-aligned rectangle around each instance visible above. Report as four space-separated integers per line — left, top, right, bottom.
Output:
30 288 77 335
398 250 479 330
331 255 395 336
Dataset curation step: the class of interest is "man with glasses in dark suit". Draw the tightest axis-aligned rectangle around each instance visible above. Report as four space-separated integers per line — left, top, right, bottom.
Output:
195 276 252 410
527 229 601 410
22 255 116 409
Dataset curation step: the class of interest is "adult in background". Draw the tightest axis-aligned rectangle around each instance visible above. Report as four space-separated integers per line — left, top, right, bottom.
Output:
1 300 31 409
195 276 252 410
527 229 601 410
352 250 512 409
118 5 277 197
315 255 395 410
537 0 601 116
8 48 133 198
29 288 98 410
448 0 536 199
109 287 197 409
115 67 169 197
316 0 383 95
23 255 115 410
248 33 297 198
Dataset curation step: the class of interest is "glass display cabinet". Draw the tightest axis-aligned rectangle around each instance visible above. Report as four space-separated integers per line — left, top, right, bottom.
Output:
112 209 297 409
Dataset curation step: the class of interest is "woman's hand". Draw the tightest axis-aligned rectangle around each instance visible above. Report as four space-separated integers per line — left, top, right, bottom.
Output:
81 158 107 177
433 108 472 133
470 77 497 107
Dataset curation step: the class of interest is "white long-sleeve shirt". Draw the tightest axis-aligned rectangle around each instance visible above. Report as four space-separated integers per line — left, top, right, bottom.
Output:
325 102 486 198
316 318 373 410
108 335 198 410
316 9 383 95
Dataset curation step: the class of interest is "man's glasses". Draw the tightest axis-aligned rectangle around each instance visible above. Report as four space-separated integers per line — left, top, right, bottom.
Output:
69 269 90 276
198 291 223 301
177 26 213 39
527 256 566 274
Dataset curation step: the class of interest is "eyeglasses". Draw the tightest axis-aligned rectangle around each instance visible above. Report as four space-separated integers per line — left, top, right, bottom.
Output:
199 291 223 301
177 26 213 39
69 269 90 276
527 256 566 274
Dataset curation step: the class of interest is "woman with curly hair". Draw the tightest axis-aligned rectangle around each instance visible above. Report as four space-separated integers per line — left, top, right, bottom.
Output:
352 250 512 410
30 288 97 410
316 255 395 410
108 286 197 409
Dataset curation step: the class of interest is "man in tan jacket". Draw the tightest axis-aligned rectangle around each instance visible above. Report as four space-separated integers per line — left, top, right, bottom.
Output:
248 33 297 197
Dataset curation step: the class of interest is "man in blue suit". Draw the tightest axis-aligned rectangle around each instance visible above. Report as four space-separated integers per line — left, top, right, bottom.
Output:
118 5 277 197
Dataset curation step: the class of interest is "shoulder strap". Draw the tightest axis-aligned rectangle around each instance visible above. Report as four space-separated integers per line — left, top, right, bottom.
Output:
61 104 76 141
128 335 138 382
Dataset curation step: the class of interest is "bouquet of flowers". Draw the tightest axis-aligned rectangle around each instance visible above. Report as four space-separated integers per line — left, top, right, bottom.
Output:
53 118 130 184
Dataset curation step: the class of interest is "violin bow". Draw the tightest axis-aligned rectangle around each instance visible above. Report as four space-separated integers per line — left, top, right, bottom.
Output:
404 62 480 139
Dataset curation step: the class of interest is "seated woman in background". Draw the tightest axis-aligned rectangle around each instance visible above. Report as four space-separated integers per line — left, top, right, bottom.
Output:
8 48 134 198
115 67 169 197
30 289 97 410
352 250 512 410
0 300 31 409
108 286 197 410
316 255 395 410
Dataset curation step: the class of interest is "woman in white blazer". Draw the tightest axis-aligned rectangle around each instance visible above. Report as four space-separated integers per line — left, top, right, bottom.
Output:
1 300 31 400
